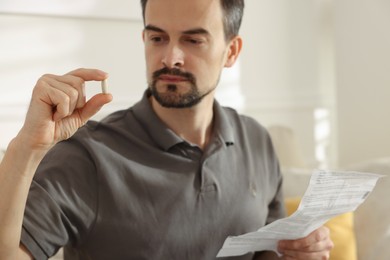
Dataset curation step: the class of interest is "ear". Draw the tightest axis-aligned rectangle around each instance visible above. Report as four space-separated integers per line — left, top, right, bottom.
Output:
224 36 243 68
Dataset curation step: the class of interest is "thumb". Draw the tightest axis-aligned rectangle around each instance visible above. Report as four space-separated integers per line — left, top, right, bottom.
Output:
79 93 113 123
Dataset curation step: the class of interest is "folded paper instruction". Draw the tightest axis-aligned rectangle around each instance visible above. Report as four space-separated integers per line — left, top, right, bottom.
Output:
217 170 383 257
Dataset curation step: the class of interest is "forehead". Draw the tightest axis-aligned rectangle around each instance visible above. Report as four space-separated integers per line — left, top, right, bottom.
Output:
145 0 224 33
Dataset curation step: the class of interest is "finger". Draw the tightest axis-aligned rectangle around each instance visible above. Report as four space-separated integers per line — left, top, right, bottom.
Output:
278 227 333 260
49 74 86 109
42 76 82 115
303 238 333 252
281 238 333 258
279 226 330 250
42 87 72 122
37 71 110 122
65 68 108 82
65 68 109 108
33 75 72 120
52 70 108 109
282 248 331 260
78 93 113 124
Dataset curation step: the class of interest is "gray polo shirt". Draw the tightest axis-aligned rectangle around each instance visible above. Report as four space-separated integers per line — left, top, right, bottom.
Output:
21 91 285 260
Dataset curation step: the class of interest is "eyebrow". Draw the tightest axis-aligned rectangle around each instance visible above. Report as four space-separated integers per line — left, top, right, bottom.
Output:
182 28 210 36
144 24 210 36
144 25 165 33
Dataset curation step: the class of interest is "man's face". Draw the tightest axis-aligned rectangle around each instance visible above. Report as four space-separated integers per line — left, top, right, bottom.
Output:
143 0 231 108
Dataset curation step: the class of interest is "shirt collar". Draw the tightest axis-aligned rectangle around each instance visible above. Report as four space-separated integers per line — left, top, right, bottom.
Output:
131 90 235 151
212 99 235 147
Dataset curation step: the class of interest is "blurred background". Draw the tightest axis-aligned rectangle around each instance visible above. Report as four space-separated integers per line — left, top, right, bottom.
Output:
1 0 389 169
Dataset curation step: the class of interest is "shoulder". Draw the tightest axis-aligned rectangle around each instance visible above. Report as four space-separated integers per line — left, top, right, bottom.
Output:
84 108 133 132
71 107 144 144
219 106 277 163
221 106 270 139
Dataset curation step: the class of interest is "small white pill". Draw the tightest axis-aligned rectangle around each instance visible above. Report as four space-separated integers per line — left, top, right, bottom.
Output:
101 79 108 94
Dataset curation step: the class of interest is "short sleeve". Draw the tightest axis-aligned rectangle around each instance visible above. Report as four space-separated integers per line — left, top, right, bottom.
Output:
239 115 287 225
266 169 286 224
21 140 98 259
264 129 286 224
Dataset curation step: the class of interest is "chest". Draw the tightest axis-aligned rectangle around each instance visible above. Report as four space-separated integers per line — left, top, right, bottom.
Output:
85 148 274 259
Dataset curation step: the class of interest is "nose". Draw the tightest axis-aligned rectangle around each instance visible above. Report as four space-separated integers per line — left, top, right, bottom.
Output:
162 43 184 68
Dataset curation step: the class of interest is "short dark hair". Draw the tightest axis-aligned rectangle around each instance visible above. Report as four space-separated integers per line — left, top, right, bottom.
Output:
140 0 244 41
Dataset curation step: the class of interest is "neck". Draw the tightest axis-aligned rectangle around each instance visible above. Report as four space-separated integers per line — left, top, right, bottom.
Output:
150 94 215 150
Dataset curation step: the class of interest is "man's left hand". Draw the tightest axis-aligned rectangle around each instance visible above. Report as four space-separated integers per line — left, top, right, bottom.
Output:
277 226 334 260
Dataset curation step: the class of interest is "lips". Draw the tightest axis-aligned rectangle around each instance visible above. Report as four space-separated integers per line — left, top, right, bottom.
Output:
158 75 188 83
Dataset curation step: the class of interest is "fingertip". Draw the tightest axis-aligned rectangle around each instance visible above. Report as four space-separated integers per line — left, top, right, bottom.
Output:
67 68 109 81
92 69 109 81
53 112 62 122
79 94 111 122
97 92 113 103
98 70 109 80
277 240 285 250
106 93 113 102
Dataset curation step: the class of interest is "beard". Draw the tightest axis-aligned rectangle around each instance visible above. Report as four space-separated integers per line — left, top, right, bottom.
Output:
149 67 216 108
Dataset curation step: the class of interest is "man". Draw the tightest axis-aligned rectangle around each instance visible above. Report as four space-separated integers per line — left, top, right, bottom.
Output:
0 0 333 259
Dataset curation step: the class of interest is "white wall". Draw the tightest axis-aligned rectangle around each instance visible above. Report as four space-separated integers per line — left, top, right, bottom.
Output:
240 0 337 167
334 0 390 166
240 0 390 168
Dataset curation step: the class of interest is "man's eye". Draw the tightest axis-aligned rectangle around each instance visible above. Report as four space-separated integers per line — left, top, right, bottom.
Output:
185 38 203 45
189 39 200 44
151 36 163 42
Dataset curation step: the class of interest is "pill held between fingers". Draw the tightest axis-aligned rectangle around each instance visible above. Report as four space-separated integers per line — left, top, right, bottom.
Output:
101 79 108 94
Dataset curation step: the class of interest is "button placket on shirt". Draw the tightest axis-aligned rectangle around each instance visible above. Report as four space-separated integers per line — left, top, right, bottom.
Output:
199 138 224 193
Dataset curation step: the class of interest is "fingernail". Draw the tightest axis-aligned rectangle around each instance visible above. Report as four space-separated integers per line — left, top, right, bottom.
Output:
97 70 108 78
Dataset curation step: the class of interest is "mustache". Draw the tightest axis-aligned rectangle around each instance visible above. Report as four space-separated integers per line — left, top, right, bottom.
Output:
152 67 196 84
